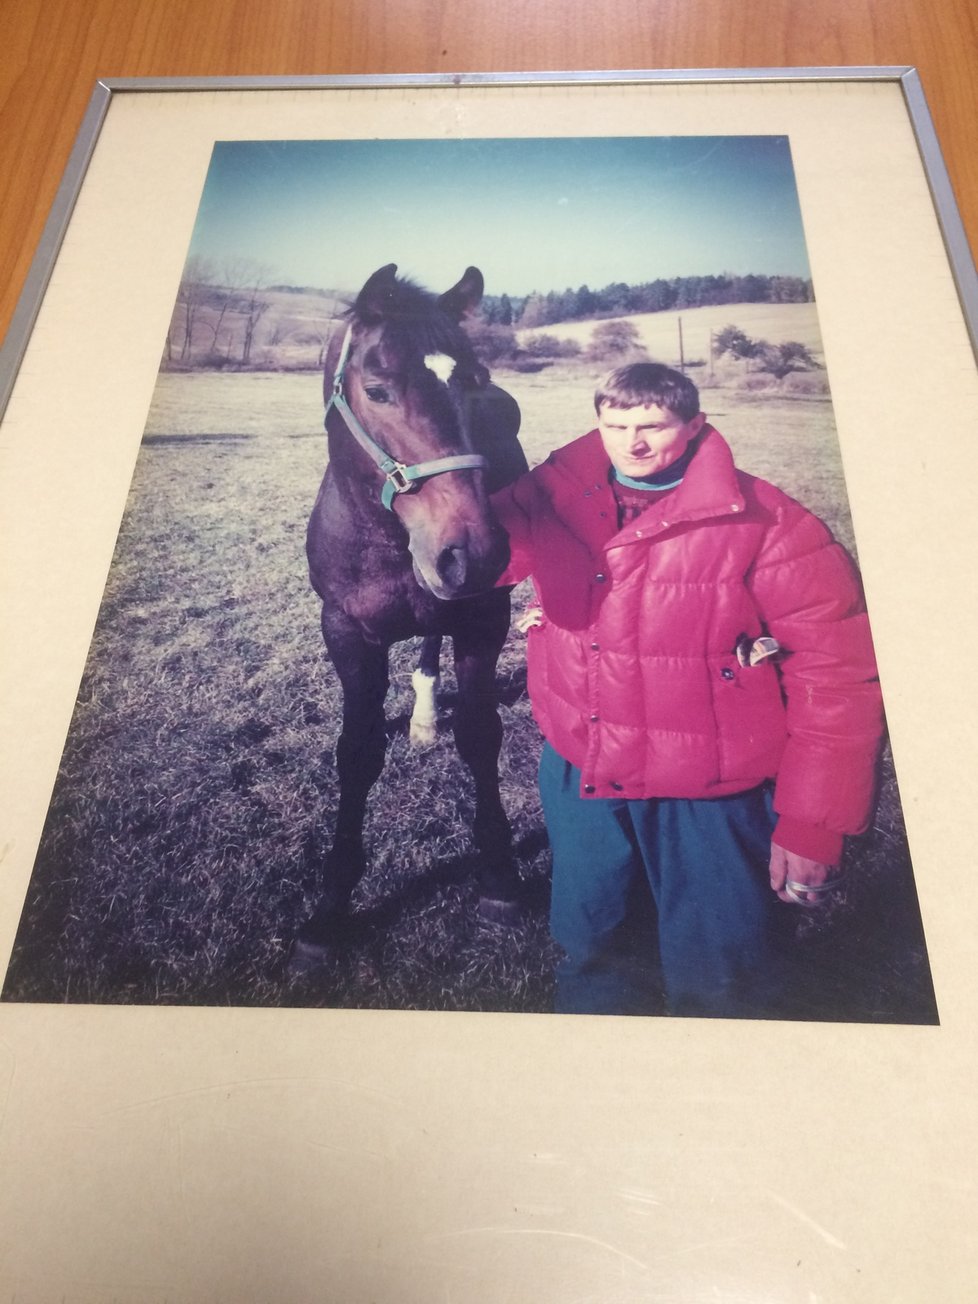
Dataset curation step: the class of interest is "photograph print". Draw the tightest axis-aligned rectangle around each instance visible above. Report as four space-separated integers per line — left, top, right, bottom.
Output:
1 133 938 1022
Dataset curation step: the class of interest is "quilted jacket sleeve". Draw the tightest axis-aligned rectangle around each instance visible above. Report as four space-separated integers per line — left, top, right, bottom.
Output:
748 498 884 845
490 473 545 586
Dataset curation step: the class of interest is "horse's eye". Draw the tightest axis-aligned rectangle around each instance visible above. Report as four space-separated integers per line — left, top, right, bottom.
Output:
364 385 391 404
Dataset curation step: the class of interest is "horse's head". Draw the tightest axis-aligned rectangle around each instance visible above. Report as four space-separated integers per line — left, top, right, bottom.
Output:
324 264 511 600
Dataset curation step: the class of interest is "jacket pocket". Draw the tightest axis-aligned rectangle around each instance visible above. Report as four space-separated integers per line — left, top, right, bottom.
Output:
712 658 787 785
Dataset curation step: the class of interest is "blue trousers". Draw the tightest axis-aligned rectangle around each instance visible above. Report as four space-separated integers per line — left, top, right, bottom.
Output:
539 744 793 1018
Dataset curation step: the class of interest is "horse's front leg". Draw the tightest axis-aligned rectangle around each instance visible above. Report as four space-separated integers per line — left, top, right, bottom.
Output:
410 633 442 745
451 603 521 924
295 619 390 952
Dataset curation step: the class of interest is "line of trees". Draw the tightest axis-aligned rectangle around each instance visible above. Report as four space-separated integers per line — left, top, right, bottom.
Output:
164 260 816 373
166 256 275 368
480 273 813 330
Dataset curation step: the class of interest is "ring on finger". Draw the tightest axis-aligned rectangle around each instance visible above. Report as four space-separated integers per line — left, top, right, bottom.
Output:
784 883 819 906
784 878 847 906
785 877 847 895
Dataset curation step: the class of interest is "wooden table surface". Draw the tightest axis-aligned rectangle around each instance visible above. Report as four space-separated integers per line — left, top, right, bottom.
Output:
2 0 977 347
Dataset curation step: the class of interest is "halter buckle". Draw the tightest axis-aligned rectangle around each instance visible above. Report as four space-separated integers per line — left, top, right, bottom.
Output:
384 464 414 497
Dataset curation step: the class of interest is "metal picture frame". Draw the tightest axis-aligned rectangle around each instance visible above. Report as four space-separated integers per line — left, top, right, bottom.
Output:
1 68 976 1302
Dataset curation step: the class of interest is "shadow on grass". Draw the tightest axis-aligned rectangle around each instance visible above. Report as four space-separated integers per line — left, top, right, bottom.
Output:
280 825 557 1013
142 432 256 445
792 852 938 1025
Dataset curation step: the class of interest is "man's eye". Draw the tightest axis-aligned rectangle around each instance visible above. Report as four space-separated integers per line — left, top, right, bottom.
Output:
365 386 390 404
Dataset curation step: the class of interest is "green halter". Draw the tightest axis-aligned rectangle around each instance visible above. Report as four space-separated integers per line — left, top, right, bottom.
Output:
326 326 489 511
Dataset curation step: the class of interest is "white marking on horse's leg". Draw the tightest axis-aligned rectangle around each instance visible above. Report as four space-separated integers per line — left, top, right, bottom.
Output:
410 668 440 746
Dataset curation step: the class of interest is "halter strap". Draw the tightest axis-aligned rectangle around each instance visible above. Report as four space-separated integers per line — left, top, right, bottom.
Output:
325 326 488 511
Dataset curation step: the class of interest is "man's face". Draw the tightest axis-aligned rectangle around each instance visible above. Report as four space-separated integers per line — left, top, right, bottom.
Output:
597 402 692 479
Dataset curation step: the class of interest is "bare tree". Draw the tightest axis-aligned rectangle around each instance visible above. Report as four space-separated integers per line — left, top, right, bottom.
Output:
203 258 249 360
200 257 276 362
175 255 215 363
291 315 344 369
232 260 273 366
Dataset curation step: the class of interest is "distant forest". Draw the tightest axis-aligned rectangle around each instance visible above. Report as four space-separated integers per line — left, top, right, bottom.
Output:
165 262 815 371
478 273 814 329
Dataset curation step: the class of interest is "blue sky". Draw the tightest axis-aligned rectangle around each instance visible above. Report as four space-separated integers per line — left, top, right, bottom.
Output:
187 135 811 296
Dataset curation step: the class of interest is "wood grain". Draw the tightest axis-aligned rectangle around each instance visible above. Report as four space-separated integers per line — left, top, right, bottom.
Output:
2 0 977 346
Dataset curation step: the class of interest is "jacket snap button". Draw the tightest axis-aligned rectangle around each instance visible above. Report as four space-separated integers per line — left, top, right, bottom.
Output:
611 782 624 792
590 640 600 651
584 784 596 794
589 713 599 722
594 572 606 583
721 667 736 680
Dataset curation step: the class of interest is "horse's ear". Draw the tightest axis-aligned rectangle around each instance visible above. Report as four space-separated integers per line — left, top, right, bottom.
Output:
355 264 399 322
439 266 484 320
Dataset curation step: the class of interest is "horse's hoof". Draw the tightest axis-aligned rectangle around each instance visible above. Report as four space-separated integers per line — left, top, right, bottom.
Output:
286 936 333 978
409 720 438 747
478 895 522 926
286 904 351 977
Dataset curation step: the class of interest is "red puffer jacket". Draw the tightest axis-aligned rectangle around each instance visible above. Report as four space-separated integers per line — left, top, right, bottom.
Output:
491 424 884 862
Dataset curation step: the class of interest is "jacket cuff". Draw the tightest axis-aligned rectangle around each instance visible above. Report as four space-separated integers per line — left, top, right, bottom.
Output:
772 816 844 866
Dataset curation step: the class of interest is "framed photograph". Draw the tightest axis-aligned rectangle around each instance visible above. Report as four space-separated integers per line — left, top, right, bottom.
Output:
1 69 976 1300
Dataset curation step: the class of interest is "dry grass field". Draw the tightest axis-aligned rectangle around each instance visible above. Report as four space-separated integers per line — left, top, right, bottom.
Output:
519 301 827 371
0 344 938 1021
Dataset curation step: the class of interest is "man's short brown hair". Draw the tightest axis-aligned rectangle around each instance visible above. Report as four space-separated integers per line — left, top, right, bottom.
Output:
595 362 700 423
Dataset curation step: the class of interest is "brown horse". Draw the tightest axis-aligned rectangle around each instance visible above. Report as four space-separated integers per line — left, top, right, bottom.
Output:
294 264 527 959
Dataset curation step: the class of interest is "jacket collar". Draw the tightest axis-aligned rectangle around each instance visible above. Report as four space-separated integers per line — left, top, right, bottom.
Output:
554 421 746 538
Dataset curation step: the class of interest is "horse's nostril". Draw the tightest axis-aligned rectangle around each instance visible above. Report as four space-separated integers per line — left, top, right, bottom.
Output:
437 544 468 589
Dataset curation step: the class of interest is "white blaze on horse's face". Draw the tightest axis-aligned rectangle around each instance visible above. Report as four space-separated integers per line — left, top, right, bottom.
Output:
424 352 456 385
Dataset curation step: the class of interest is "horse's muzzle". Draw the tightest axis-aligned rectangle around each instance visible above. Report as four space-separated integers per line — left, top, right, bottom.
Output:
436 543 469 592
412 522 509 601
